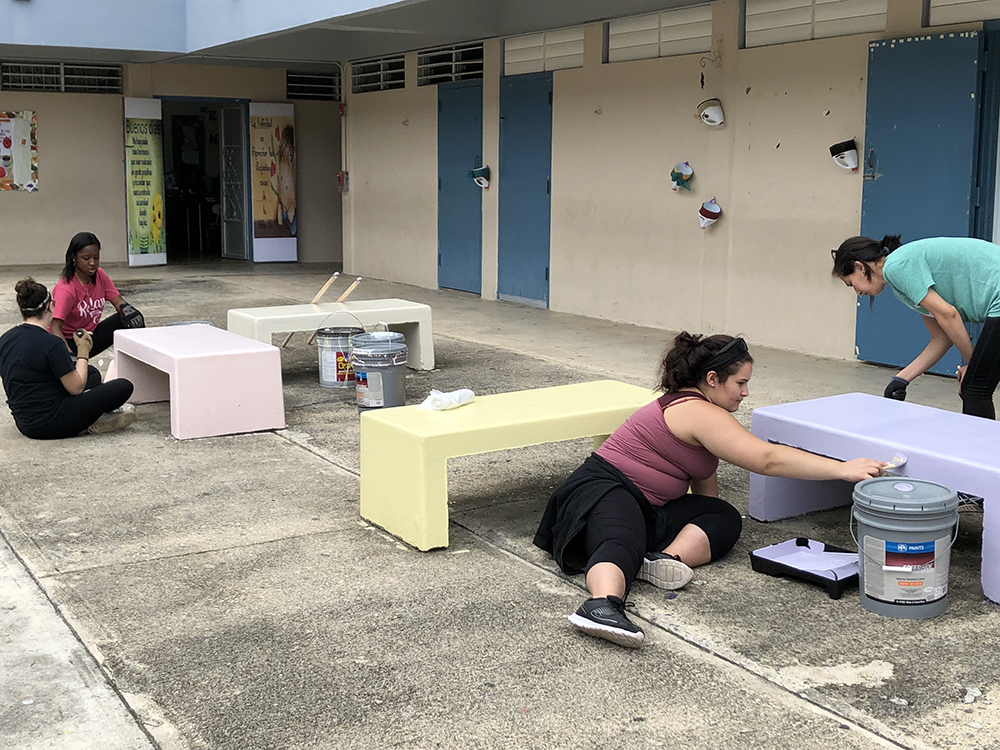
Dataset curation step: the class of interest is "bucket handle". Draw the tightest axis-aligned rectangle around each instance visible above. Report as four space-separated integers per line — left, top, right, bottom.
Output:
315 309 367 334
850 508 959 571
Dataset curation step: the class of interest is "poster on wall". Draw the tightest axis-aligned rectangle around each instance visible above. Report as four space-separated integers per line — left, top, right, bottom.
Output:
0 111 38 191
249 102 297 262
124 98 167 267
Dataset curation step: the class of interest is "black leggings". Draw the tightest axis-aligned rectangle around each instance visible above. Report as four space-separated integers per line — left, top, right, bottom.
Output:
20 367 133 440
582 487 743 589
962 317 1000 420
66 313 126 359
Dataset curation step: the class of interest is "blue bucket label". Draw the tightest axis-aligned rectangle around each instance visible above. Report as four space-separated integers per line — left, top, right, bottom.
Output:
885 540 935 554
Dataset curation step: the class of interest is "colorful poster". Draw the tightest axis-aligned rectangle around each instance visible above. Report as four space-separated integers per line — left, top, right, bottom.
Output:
0 111 38 191
124 98 166 266
249 102 297 262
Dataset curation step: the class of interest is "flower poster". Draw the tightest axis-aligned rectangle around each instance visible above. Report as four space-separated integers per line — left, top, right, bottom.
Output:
0 111 38 191
249 102 297 262
123 98 166 266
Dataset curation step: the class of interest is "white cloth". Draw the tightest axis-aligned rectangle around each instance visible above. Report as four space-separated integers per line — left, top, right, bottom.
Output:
418 388 475 410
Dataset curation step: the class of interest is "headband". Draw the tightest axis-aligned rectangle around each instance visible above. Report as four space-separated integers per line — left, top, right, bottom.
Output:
697 337 750 377
20 290 51 315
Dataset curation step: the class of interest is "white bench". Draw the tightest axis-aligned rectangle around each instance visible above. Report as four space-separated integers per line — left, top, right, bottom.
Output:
749 392 1000 602
359 380 654 550
227 299 434 370
114 326 285 440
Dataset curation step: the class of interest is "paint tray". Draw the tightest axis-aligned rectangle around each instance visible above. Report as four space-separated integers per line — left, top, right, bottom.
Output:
749 537 859 600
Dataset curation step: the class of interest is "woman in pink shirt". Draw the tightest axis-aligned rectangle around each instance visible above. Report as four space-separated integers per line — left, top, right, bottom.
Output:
534 332 886 649
50 232 144 358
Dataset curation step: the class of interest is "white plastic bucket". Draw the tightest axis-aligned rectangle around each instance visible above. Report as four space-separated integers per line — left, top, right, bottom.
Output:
852 477 959 619
316 326 364 388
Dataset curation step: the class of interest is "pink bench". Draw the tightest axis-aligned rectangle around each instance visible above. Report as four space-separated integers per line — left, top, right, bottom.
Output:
113 326 285 440
749 393 1000 602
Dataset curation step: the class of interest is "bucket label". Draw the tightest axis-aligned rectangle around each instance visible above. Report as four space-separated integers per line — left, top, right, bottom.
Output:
320 348 355 385
356 370 384 407
862 534 950 605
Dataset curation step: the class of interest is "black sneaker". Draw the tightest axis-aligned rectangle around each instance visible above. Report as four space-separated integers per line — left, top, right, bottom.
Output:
568 595 644 648
638 552 694 590
958 492 985 513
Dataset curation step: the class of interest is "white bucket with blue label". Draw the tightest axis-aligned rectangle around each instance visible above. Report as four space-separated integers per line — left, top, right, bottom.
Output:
852 477 959 619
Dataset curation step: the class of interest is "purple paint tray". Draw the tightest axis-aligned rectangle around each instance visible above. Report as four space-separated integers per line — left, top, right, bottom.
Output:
749 537 859 600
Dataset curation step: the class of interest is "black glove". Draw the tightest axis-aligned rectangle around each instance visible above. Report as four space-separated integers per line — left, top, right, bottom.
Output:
883 376 908 401
119 302 145 329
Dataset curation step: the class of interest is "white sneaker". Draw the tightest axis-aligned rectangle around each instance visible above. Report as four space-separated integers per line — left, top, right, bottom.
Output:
88 404 136 434
638 552 694 590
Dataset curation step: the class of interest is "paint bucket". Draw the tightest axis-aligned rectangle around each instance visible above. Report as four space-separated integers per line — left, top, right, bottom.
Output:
316 326 364 388
351 331 407 410
851 477 960 619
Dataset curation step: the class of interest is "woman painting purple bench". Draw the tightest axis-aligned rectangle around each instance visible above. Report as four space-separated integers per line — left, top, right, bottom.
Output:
832 234 1000 420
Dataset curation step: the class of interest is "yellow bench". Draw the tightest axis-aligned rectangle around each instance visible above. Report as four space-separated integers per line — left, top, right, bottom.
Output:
359 380 655 550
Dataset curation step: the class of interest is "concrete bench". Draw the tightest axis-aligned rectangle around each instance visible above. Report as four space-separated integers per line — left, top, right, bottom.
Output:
114 326 285 440
226 299 434 370
748 392 1000 602
360 380 654 550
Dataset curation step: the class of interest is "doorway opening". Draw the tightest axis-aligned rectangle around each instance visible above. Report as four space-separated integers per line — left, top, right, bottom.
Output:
160 98 249 262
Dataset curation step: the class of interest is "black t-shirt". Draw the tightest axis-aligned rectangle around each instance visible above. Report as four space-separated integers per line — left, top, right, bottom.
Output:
0 323 76 431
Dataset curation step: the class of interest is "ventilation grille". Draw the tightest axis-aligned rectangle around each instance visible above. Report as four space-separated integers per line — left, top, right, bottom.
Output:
745 0 887 48
608 4 713 62
1 61 122 94
287 70 341 101
504 27 585 76
351 55 406 94
927 0 1000 25
417 43 484 86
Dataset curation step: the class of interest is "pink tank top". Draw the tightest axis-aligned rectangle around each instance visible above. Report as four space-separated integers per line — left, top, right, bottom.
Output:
596 391 719 506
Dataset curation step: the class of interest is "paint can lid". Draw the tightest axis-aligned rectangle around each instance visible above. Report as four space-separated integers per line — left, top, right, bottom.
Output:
853 477 959 513
316 326 364 336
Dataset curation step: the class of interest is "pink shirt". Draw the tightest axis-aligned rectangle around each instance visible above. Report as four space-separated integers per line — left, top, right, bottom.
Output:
50 268 119 339
596 392 719 506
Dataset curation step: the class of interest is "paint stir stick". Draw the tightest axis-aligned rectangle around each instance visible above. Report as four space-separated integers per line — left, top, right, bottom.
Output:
281 272 340 348
308 277 362 345
336 276 362 303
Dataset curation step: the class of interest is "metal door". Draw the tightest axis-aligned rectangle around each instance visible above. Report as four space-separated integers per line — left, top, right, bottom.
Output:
858 33 982 374
498 73 552 306
220 104 249 260
438 80 483 294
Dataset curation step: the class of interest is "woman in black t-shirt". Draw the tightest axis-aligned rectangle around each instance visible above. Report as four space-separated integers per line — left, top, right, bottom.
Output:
0 278 136 439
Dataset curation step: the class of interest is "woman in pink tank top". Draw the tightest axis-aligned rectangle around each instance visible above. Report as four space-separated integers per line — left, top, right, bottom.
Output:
534 332 887 649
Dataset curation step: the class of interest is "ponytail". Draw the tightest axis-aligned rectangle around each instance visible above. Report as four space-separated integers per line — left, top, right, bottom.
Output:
14 277 49 319
831 234 901 281
657 332 754 392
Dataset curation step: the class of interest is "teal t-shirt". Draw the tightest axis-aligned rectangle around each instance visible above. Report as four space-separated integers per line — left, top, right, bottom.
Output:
882 237 1000 322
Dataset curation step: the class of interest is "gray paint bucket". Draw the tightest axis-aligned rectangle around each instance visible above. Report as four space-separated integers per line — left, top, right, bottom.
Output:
316 326 364 388
852 477 959 619
351 331 407 410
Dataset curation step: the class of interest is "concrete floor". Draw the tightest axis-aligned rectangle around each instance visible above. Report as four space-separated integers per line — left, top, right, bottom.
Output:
1 261 997 750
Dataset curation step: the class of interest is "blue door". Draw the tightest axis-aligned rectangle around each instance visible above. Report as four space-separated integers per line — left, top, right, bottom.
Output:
858 34 983 375
438 80 483 294
498 73 552 306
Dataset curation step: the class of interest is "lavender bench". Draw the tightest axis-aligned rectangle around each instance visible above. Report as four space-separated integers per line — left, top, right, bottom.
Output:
748 393 1000 602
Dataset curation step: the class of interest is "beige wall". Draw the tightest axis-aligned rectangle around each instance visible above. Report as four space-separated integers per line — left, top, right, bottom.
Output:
295 100 343 263
127 63 285 101
0 92 127 265
342 53 438 287
331 0 980 358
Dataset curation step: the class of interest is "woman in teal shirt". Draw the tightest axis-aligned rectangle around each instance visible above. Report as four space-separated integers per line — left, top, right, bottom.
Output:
832 235 1000 419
